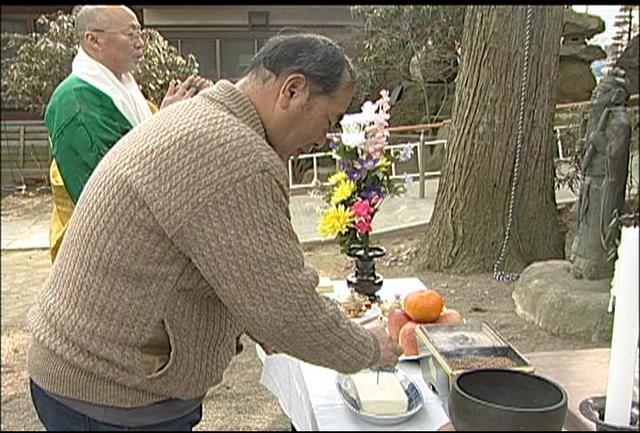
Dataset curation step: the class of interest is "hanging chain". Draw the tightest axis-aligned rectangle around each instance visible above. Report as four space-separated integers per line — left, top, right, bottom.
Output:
493 5 533 282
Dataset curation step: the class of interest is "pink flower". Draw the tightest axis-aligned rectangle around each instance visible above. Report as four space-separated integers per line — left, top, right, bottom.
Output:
365 135 386 159
355 219 373 234
377 90 391 113
351 199 373 218
373 116 389 132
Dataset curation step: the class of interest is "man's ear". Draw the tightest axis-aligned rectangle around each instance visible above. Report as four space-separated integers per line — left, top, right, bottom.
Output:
82 32 101 51
277 73 310 110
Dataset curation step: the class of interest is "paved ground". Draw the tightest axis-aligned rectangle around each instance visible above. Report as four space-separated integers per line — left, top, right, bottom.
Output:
1 178 577 251
0 179 581 431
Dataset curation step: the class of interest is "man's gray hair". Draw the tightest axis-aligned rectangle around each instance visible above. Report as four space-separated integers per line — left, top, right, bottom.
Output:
73 5 112 39
243 32 355 95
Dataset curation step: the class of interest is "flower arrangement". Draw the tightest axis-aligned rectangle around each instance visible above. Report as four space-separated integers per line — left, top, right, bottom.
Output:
317 89 413 255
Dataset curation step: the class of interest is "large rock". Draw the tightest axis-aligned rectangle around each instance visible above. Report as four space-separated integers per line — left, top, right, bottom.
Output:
556 9 607 103
512 260 613 342
557 58 599 103
562 8 605 40
615 35 639 95
559 43 606 63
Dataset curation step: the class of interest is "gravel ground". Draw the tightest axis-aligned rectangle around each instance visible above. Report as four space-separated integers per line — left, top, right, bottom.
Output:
1 194 605 431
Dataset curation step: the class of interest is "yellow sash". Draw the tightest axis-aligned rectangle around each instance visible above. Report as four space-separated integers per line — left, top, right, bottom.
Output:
49 158 75 263
48 101 158 263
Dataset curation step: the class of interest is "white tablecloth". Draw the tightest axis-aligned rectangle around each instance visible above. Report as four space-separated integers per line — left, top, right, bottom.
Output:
257 278 451 431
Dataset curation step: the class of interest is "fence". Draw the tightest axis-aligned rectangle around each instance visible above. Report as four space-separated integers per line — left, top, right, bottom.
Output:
288 127 587 197
0 120 50 191
0 120 588 195
287 133 446 192
1 106 636 195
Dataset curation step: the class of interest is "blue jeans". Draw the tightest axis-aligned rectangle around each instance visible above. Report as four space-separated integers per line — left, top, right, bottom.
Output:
30 380 202 431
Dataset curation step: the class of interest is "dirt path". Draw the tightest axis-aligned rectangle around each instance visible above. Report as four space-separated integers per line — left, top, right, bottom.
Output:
1 230 606 431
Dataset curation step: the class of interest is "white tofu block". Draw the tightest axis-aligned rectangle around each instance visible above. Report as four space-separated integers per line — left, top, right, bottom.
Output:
351 371 408 415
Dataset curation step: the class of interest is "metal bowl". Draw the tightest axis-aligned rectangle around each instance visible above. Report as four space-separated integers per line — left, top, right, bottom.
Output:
336 368 423 425
448 368 567 431
579 396 639 431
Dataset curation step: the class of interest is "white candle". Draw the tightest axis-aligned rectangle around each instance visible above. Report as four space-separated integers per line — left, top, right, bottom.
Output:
604 226 639 427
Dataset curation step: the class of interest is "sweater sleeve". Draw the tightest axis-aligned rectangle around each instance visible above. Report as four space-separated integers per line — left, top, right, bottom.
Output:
173 170 380 374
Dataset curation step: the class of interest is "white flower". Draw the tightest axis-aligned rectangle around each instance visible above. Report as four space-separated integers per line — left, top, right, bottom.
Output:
340 113 368 148
340 112 365 128
360 101 378 123
341 130 366 148
338 100 382 149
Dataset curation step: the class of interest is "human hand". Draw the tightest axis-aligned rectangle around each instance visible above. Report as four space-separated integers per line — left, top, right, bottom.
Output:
368 325 403 368
160 75 212 109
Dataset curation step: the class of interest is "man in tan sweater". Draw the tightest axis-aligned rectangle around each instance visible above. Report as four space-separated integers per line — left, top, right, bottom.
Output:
27 32 403 430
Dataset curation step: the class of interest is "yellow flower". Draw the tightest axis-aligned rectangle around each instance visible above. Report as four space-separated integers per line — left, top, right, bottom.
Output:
318 204 354 238
328 171 348 185
330 180 356 204
376 155 391 168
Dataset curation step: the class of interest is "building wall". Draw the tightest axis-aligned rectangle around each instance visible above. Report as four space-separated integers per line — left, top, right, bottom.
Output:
142 6 353 27
1 5 358 117
143 6 356 81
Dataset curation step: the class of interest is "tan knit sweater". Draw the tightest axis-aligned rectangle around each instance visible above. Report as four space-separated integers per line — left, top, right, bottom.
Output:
27 80 380 407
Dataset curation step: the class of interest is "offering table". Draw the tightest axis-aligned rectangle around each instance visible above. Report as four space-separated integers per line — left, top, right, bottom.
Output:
257 277 451 431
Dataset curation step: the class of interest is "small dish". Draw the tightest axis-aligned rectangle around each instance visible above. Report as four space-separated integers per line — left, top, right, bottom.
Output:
399 353 429 362
352 305 382 325
336 368 424 425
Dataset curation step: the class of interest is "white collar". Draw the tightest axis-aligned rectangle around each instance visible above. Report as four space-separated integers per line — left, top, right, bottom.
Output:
71 46 152 127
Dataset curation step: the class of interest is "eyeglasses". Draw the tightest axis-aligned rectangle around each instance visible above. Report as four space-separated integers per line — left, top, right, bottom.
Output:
90 29 143 41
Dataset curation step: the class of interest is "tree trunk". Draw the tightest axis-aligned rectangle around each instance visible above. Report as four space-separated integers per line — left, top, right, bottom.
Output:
417 5 565 274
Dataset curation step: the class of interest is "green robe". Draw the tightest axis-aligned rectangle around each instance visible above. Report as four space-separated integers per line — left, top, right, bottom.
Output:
45 76 134 262
46 75 133 204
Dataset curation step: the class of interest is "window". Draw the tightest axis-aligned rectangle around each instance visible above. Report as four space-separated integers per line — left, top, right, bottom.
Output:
179 39 218 80
1 18 29 34
219 39 254 80
167 38 179 51
165 36 264 80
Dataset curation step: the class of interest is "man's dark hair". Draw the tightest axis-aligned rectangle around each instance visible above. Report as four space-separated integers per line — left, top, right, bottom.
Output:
243 33 355 95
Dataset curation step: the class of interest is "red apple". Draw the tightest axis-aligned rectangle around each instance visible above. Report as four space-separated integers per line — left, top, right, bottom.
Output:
387 308 411 341
434 308 464 325
398 321 419 356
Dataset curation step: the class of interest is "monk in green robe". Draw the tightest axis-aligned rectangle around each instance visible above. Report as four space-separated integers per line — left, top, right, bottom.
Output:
46 5 210 262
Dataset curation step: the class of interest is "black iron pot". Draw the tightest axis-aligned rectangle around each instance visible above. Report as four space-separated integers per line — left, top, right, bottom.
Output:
448 368 568 431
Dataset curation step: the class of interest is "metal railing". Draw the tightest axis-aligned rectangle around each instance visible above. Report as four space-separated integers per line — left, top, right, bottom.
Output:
2 115 634 196
288 124 589 197
287 133 447 197
553 123 582 161
1 120 51 190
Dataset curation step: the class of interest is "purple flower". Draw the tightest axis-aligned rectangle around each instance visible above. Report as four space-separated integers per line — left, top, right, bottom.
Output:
346 167 360 181
404 173 413 186
362 185 384 202
398 144 414 162
329 136 340 151
359 154 378 171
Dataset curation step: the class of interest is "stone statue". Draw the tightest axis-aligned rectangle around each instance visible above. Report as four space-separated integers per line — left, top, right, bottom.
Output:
571 68 632 280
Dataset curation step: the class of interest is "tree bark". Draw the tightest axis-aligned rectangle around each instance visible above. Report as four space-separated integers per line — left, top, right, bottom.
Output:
417 5 565 274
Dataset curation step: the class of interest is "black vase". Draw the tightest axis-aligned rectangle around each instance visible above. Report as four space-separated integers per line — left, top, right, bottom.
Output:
346 245 386 302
